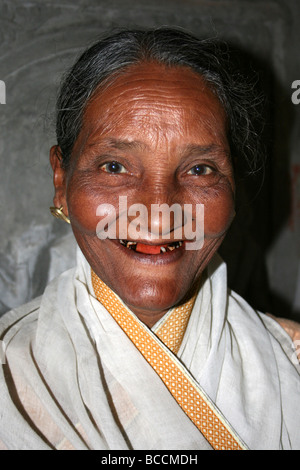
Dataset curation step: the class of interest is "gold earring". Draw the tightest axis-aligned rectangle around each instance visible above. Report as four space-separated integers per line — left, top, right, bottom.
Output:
50 206 70 224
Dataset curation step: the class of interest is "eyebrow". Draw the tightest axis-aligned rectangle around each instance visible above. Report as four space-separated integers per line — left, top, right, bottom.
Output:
86 139 229 161
181 143 229 157
87 138 149 152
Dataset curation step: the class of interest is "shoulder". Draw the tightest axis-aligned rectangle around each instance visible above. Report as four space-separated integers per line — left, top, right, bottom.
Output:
0 264 79 329
0 265 76 345
0 264 82 360
227 289 300 373
260 313 300 372
0 296 41 338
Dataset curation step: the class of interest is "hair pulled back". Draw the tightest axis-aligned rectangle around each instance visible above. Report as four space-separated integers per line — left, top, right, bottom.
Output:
56 28 263 175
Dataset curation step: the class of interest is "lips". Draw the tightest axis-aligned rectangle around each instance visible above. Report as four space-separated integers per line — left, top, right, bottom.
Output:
118 239 184 254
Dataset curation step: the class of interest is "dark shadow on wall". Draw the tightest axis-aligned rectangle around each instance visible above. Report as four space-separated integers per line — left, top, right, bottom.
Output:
218 43 296 319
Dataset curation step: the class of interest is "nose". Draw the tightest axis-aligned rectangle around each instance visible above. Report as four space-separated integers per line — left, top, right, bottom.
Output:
146 202 184 239
127 181 184 241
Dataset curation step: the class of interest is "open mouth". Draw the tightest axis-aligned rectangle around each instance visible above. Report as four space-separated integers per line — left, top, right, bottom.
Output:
118 239 184 255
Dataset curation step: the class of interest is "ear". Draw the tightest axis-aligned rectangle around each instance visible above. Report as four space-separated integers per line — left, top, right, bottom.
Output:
49 145 69 216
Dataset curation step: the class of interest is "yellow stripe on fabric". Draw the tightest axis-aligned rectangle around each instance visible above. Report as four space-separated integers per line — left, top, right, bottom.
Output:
154 297 195 355
91 271 247 450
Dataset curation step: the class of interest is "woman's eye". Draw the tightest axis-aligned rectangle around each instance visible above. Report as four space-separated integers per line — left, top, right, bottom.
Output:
100 161 127 174
187 164 214 176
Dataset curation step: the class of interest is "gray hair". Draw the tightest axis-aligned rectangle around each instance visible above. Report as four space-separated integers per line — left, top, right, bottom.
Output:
55 28 264 175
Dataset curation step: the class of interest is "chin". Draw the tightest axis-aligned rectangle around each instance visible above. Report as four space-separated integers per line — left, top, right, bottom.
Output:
115 277 190 315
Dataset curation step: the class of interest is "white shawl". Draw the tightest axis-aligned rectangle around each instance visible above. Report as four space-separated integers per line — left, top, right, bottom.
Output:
0 248 299 450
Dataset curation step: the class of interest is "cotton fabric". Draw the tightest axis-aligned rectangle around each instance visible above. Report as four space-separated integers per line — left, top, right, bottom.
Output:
0 248 299 450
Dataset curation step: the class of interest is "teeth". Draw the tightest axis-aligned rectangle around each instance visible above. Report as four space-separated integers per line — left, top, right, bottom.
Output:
126 241 137 250
118 240 137 249
166 241 183 251
119 240 183 252
163 241 183 252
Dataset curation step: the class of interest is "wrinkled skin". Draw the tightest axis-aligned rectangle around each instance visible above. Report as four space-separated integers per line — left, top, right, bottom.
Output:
50 62 236 327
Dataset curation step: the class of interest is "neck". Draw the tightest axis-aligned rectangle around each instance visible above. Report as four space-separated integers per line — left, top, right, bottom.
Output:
91 269 199 330
125 305 169 328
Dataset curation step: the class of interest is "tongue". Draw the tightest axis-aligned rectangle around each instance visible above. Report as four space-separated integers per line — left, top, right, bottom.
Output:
135 243 168 254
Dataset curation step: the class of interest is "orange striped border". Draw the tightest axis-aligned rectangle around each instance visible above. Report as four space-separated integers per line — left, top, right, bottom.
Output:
92 271 247 450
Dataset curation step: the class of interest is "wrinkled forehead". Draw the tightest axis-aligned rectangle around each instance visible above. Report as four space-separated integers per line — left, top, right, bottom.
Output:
74 62 229 154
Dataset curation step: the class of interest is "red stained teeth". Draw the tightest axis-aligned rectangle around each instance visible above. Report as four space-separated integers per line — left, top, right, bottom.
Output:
119 240 183 253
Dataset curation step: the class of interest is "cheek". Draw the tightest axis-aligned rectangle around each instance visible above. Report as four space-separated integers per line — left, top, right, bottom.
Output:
66 169 235 240
202 186 235 238
66 177 115 236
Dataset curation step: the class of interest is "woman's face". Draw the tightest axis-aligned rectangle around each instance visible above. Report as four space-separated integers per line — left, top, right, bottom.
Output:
51 62 235 326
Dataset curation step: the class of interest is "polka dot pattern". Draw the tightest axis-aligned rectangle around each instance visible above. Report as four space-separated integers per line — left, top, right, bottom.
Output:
154 299 195 354
91 271 245 450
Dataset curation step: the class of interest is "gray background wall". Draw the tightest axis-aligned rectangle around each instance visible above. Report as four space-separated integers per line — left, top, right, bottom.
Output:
0 0 300 320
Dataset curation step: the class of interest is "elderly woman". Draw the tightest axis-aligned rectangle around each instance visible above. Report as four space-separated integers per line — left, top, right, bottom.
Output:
0 28 299 451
